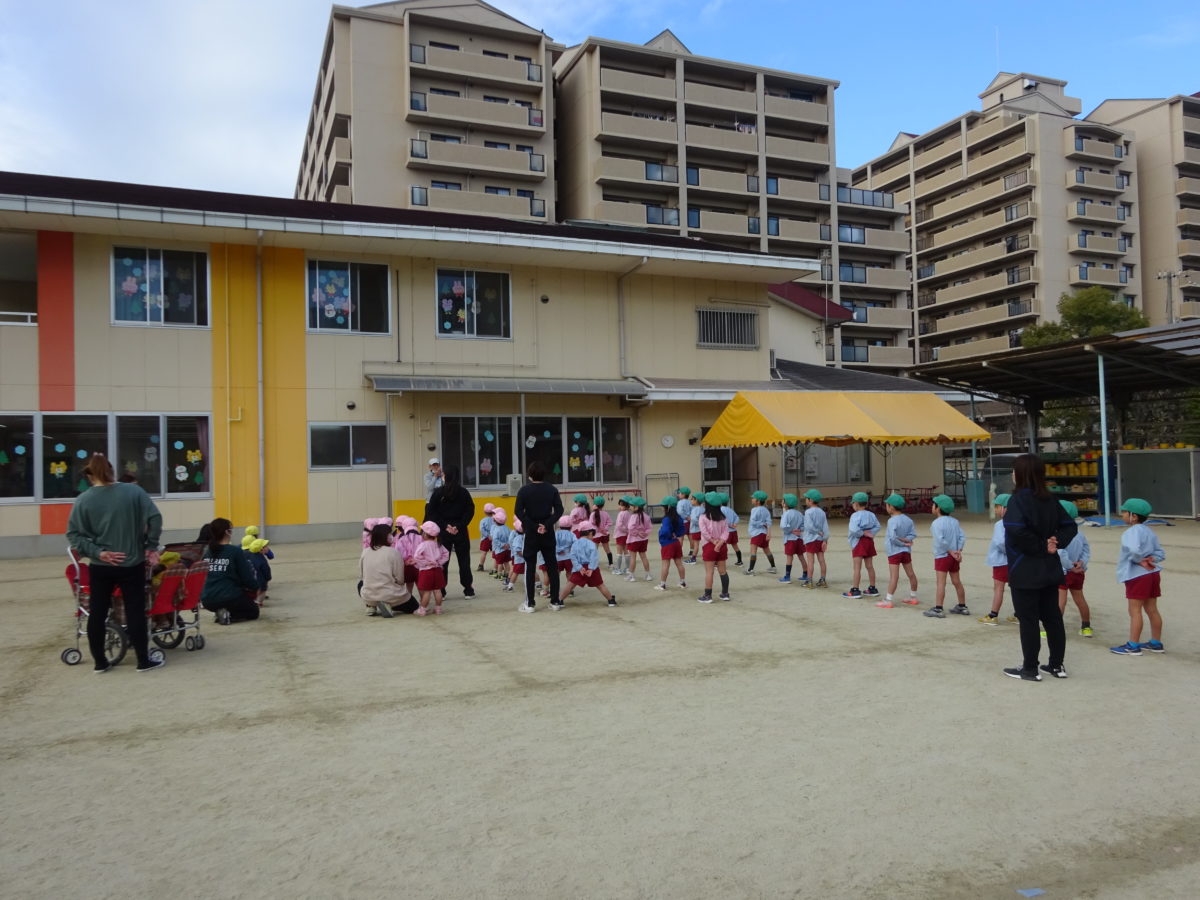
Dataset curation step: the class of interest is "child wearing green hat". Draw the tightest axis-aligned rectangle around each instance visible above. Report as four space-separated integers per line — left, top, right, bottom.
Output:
612 496 632 575
924 494 969 618
880 493 919 608
570 493 591 527
624 496 653 582
655 495 688 591
979 494 1017 624
591 496 614 567
777 493 807 583
1111 498 1166 655
1055 500 1092 637
745 490 777 575
697 491 731 602
719 494 744 567
843 492 880 599
801 489 829 588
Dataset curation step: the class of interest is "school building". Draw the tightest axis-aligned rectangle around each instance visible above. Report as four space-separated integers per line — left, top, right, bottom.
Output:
0 171 950 557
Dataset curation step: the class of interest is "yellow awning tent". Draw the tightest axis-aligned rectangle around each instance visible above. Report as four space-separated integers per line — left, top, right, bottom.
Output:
700 391 991 448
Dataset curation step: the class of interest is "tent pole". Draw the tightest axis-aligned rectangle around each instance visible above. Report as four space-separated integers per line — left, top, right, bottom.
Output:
1098 354 1112 527
969 393 978 479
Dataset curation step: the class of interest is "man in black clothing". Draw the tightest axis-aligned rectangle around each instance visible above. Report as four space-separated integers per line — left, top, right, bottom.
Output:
424 464 476 597
513 460 564 612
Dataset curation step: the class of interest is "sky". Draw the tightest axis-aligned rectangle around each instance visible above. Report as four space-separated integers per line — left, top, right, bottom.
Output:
1 0 1197 198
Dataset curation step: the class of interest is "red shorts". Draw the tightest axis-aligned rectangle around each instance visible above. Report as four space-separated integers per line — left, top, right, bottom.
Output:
804 540 824 555
702 541 728 562
570 568 604 588
689 531 702 541
615 537 627 549
512 562 526 575
626 540 648 553
784 539 802 557
934 556 960 573
404 564 418 584
726 531 739 546
992 565 1009 583
492 551 511 565
416 568 446 592
660 541 682 560
596 535 610 546
557 559 573 573
852 537 877 559
1062 570 1085 590
1125 571 1160 600
888 552 912 566
480 537 493 552
750 534 769 549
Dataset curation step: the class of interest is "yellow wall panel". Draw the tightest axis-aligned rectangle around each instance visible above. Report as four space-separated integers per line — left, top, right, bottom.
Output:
262 247 308 525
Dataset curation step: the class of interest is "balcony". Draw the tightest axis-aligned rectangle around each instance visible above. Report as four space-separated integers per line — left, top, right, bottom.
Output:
1067 201 1126 226
413 44 542 87
771 177 824 204
837 345 914 366
1177 177 1200 199
1067 170 1125 193
592 200 652 227
917 169 1035 225
1176 208 1200 228
600 112 678 144
684 80 755 111
329 184 351 204
1180 239 1200 260
1068 234 1126 256
771 219 824 243
936 334 1016 362
1184 145 1200 166
765 135 829 164
409 93 544 134
964 114 1024 148
690 167 754 196
918 202 1037 255
408 140 546 181
331 136 351 165
843 306 913 329
692 210 756 236
863 229 910 252
923 235 1037 281
600 67 675 100
934 266 1038 306
868 158 910 191
913 135 962 171
1069 266 1123 287
966 138 1032 178
925 300 1035 337
764 95 829 126
1180 300 1200 320
685 123 757 154
1066 134 1124 161
914 165 964 199
863 268 911 290
419 186 536 219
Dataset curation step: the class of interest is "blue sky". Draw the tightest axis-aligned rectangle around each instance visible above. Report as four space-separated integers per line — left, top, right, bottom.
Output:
1 0 1196 197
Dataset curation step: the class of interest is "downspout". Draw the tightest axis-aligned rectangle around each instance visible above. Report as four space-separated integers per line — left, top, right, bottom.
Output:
617 257 648 378
255 230 266 536
385 392 395 518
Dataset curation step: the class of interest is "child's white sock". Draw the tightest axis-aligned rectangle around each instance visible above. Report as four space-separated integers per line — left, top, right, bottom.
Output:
886 593 894 602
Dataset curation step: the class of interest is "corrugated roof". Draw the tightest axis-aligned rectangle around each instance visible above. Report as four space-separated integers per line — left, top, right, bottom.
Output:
767 282 853 321
775 358 939 392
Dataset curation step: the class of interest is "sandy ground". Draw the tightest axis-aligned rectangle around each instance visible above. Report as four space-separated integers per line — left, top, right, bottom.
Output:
2 514 1199 900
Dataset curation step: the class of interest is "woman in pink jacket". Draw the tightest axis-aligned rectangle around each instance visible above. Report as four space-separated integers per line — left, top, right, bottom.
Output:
623 496 653 582
410 521 450 615
698 491 732 604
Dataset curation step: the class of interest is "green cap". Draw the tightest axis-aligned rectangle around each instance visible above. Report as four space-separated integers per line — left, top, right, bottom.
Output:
630 496 647 507
617 495 631 505
704 491 722 506
678 487 691 496
592 496 605 507
851 491 869 505
782 493 799 508
751 490 768 502
804 489 823 502
994 493 1011 508
719 493 730 506
885 493 905 509
1059 499 1079 519
932 494 955 513
1120 498 1152 517
661 495 678 508
573 493 588 504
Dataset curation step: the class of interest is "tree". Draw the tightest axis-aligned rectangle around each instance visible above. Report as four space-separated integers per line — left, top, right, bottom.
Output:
1021 286 1148 348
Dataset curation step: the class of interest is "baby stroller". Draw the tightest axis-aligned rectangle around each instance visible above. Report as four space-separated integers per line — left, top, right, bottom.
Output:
146 559 209 652
60 548 170 667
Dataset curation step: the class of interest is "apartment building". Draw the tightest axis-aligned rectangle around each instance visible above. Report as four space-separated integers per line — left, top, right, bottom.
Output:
1089 93 1200 323
851 73 1142 364
295 0 561 221
554 31 913 371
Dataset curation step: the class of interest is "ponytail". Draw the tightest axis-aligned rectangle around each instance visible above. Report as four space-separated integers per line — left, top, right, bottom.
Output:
207 517 232 557
592 508 602 527
83 452 115 486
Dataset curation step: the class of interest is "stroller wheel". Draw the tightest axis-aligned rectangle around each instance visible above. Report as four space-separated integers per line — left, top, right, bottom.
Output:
61 648 83 665
184 636 196 651
194 634 206 650
104 624 129 667
147 648 166 665
152 614 186 650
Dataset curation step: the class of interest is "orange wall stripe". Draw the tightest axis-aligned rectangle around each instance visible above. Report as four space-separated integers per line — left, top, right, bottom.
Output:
37 231 74 411
40 504 73 536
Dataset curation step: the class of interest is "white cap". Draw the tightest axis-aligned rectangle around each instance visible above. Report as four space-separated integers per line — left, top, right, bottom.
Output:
428 457 439 466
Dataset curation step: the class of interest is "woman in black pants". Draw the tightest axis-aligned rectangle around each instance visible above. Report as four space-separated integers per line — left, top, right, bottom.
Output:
425 464 476 598
513 460 563 612
1002 453 1078 681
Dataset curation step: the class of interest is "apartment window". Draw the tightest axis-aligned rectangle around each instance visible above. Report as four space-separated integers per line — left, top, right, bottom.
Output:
748 217 761 235
766 177 779 195
783 443 870 487
767 215 779 236
687 207 700 228
838 224 866 244
513 99 532 108
917 263 936 279
1007 266 1030 284
410 139 428 159
431 133 461 143
410 92 427 111
516 189 534 200
835 186 894 208
482 50 508 58
483 95 509 104
484 186 511 195
409 44 426 64
1118 172 1131 188
429 41 459 51
514 55 532 64
1120 264 1133 284
307 261 389 333
747 175 760 193
309 423 387 469
1119 203 1132 221
428 88 460 98
112 247 208 327
1004 203 1023 221
1003 170 1030 190
431 181 462 190
527 107 544 127
646 205 680 226
839 263 867 283
696 306 759 349
1075 167 1090 184
436 269 510 339
516 144 534 154
686 166 699 186
0 414 35 499
530 198 546 217
411 186 428 206
645 162 679 183
1119 234 1132 251
484 141 511 150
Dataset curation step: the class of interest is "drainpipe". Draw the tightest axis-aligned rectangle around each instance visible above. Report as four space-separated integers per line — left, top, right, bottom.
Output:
255 230 266 536
617 257 648 377
385 392 395 518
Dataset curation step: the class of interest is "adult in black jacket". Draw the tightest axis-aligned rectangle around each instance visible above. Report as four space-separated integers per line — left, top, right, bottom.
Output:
424 464 476 597
513 460 564 611
1002 453 1078 681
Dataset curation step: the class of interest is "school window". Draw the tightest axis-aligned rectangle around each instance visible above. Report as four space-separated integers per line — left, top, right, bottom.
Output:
438 416 515 487
696 306 759 349
782 443 870 487
435 269 511 339
306 260 390 333
112 247 208 326
308 423 387 469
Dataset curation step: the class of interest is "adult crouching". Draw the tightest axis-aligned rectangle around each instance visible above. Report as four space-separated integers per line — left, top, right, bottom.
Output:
199 518 261 624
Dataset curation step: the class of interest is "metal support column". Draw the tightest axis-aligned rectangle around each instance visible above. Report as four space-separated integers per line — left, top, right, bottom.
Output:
1098 354 1112 526
1025 400 1041 455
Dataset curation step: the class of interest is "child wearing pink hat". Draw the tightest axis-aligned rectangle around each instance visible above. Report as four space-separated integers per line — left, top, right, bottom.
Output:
477 503 497 575
411 521 450 615
508 518 526 591
394 516 422 596
490 508 514 589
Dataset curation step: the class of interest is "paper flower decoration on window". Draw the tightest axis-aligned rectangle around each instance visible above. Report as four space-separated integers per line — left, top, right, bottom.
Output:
177 293 192 310
452 280 465 297
124 461 138 474
174 465 188 482
50 461 67 477
186 450 203 465
569 456 581 469
324 303 336 318
121 276 138 296
326 282 337 295
584 454 595 468
144 446 158 463
457 308 466 323
479 457 493 475
441 297 453 312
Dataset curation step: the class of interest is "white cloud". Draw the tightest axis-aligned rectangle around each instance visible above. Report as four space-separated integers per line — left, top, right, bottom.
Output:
1132 20 1199 47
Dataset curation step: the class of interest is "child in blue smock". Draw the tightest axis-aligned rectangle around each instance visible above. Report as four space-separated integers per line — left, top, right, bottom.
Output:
778 493 806 583
843 492 880 599
556 520 616 609
979 494 1015 624
801 489 830 588
879 493 918 608
1110 498 1166 656
924 494 968 618
746 490 776 575
1056 500 1092 637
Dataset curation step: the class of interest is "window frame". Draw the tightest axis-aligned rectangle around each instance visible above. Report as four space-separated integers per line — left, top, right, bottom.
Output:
307 422 389 471
695 305 760 350
305 259 393 336
110 244 211 330
433 268 513 341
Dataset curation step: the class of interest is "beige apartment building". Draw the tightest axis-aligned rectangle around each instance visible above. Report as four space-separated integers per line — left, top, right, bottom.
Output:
1089 93 1200 323
295 0 561 221
851 73 1142 364
554 31 912 370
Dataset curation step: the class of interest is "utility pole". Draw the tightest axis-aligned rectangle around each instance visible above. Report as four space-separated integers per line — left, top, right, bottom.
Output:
1157 270 1182 324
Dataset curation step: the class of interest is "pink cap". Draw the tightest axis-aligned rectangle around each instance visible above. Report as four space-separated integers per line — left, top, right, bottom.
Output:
363 518 376 531
493 508 507 524
557 516 572 529
420 521 440 537
379 517 393 528
512 517 523 533
399 515 418 530
575 520 595 533
483 503 495 513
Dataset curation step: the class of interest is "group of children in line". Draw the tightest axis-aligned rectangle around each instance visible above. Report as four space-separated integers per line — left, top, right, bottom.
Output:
356 486 1169 655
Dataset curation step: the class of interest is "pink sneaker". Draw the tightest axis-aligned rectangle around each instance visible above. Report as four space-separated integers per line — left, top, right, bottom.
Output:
415 607 427 616
901 598 920 606
434 605 444 615
875 600 894 608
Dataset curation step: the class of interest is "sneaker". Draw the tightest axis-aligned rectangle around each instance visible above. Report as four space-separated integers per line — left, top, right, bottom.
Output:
93 663 111 674
842 587 861 599
137 656 167 673
463 587 476 598
1137 640 1165 653
1005 616 1018 623
978 614 999 625
502 582 513 592
625 574 636 582
697 594 713 604
902 597 921 606
746 569 756 577
476 565 484 572
375 600 395 618
767 567 777 574
645 574 654 582
1110 641 1142 656
654 583 668 591
1039 664 1068 679
1002 667 1041 682
803 580 816 590
778 575 791 584
816 579 829 589
719 593 731 601
923 607 946 618
679 581 686 589
864 586 880 597
797 577 811 587
434 605 444 615
414 607 427 616
875 600 894 608
607 596 617 607
949 604 971 615
550 601 565 611
1080 627 1094 638
215 608 232 626
519 601 536 613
